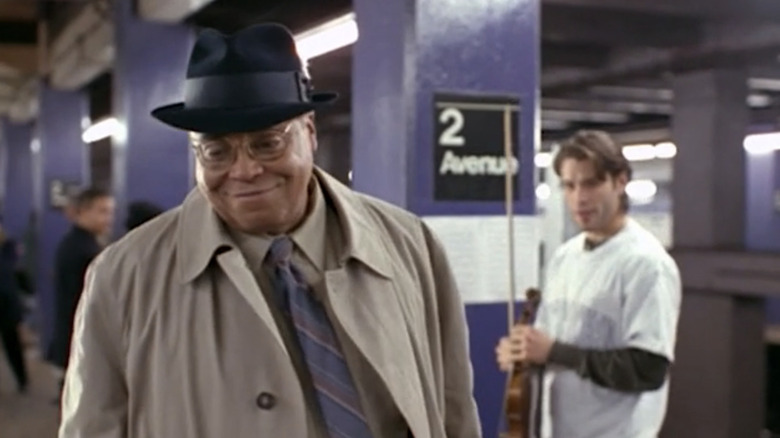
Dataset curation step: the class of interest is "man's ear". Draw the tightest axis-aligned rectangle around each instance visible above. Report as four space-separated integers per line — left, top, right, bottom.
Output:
303 112 318 152
615 171 629 193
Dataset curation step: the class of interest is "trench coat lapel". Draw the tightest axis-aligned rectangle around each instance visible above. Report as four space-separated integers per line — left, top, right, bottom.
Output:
325 267 431 438
216 249 289 357
313 168 433 436
176 189 289 356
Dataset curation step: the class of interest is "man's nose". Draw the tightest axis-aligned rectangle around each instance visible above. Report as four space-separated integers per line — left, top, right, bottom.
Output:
228 147 263 179
572 186 590 204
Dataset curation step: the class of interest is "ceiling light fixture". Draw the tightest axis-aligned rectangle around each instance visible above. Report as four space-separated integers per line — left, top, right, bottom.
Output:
744 132 780 154
82 117 123 143
295 13 358 62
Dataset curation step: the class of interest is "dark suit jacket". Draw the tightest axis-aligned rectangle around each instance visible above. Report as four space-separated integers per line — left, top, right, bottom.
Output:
47 225 101 368
0 239 22 331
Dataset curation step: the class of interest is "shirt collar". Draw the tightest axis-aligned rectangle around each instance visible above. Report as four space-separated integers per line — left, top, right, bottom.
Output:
226 177 327 271
290 176 326 271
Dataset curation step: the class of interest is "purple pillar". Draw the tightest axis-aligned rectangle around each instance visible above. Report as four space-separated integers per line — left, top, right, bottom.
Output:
352 2 537 215
351 2 540 436
113 0 194 235
1 119 33 240
36 85 89 352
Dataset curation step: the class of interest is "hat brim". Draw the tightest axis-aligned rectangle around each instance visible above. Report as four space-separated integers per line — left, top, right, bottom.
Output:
151 91 338 134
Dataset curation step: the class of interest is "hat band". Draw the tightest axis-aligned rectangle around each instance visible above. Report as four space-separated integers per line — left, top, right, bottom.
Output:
184 71 310 109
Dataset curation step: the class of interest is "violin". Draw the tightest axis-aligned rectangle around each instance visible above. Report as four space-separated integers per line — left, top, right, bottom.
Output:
498 104 541 437
501 287 541 438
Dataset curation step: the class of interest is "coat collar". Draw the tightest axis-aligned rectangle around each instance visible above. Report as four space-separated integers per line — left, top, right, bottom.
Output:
177 168 393 284
177 188 235 284
313 168 393 278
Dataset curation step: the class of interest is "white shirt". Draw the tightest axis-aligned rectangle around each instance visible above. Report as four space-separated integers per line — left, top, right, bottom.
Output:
535 218 682 438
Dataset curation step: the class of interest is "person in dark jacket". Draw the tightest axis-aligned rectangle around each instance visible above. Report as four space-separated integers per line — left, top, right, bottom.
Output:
124 200 164 231
0 224 28 393
47 187 114 374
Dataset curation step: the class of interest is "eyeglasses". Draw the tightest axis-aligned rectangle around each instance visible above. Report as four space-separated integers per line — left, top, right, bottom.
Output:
191 121 295 170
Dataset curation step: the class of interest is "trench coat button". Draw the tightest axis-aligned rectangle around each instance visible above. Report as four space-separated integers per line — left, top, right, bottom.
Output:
256 392 276 410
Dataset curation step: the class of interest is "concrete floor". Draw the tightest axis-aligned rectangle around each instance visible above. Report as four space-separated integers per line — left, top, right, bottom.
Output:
0 334 60 438
3 329 779 438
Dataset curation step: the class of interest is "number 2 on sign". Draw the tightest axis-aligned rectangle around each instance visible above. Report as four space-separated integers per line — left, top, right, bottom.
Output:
439 107 465 146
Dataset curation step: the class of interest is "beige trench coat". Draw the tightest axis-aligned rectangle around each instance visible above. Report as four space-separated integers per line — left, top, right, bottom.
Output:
59 169 482 438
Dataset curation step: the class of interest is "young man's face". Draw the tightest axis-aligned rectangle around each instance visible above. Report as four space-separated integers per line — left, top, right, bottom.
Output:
559 158 626 234
77 196 115 237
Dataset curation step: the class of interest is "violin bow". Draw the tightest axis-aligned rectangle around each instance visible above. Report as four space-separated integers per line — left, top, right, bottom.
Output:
498 102 520 437
504 104 516 333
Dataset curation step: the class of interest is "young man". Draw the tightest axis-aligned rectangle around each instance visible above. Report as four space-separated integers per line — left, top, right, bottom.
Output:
59 24 480 438
496 130 681 438
0 223 28 394
48 187 114 375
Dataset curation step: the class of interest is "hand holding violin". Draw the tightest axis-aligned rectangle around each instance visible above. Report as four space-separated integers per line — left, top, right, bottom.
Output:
496 325 554 371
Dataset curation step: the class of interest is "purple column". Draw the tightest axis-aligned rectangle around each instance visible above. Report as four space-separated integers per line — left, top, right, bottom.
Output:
352 2 538 215
36 85 88 352
1 119 33 240
113 0 194 235
351 2 539 436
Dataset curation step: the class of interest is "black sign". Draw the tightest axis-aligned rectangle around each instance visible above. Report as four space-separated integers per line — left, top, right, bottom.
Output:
49 179 81 209
433 93 520 201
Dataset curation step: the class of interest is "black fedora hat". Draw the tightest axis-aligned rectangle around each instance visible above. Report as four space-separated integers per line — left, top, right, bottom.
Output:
151 23 338 134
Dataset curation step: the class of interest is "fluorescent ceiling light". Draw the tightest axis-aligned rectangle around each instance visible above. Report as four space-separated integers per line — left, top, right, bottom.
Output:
295 13 358 62
535 183 551 201
621 142 677 161
534 152 552 168
747 93 772 108
82 117 122 143
626 179 657 201
748 77 780 92
622 144 656 161
744 132 780 154
654 142 677 159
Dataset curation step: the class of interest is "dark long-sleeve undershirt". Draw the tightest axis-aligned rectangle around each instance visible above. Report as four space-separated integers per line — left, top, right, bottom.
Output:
548 342 670 393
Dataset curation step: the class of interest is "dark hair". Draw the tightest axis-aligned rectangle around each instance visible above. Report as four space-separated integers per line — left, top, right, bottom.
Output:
125 201 164 231
71 186 112 212
552 130 633 212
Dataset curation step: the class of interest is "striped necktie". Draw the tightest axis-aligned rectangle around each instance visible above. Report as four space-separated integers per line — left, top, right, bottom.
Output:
268 237 373 438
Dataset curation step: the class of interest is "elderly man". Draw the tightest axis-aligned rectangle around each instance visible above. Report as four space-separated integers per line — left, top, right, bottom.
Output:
59 23 481 438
